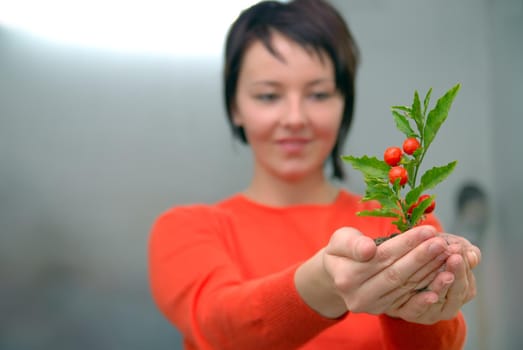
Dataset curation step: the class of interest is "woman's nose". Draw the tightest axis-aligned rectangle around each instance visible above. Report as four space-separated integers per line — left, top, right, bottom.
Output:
281 96 307 129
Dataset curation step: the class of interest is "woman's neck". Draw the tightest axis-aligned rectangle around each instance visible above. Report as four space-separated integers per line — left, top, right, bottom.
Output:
243 168 339 207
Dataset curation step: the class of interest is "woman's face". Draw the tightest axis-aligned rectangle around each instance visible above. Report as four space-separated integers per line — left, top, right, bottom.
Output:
233 32 344 182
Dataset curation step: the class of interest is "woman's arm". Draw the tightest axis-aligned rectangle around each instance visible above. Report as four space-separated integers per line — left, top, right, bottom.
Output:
148 206 344 350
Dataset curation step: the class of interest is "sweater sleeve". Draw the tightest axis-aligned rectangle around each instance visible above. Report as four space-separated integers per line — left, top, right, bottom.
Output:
148 206 344 350
379 313 466 349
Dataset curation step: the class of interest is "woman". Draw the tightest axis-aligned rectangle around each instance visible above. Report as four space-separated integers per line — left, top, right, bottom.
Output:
149 0 481 349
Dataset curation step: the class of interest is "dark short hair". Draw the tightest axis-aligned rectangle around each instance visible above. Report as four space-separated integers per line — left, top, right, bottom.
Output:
223 0 360 180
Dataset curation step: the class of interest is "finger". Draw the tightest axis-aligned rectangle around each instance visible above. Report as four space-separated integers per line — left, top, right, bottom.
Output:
463 269 477 303
352 237 448 313
411 253 448 291
389 289 416 310
440 254 469 316
374 225 438 266
377 246 447 302
426 271 455 299
387 270 457 325
366 236 449 296
387 289 441 324
380 250 447 304
326 227 377 262
439 233 482 269
466 247 481 269
459 247 478 303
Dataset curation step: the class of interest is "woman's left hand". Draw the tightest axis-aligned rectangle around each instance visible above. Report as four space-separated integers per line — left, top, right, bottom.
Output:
384 233 480 324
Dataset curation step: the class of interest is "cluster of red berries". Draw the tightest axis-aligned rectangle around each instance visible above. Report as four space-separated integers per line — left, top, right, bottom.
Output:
383 137 420 184
383 137 435 214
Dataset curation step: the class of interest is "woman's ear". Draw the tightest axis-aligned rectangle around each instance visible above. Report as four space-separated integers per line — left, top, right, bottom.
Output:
232 114 243 126
231 104 242 126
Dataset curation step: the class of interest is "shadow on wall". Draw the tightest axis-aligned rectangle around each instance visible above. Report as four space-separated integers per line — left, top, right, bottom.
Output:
451 181 489 350
0 172 181 349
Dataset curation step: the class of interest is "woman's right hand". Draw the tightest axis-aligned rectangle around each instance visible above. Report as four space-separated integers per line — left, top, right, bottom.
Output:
322 225 450 316
295 225 450 319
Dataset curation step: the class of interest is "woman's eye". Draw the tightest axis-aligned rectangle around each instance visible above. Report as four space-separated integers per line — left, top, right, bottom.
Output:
310 92 331 100
255 93 279 102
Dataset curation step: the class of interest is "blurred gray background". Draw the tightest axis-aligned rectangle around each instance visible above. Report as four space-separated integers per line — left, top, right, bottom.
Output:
1 0 521 349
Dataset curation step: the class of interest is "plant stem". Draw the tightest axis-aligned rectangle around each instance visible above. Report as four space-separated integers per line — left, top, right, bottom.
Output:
411 107 428 189
411 151 425 189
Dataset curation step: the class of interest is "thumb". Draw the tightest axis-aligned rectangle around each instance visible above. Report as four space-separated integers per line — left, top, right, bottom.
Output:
327 227 377 262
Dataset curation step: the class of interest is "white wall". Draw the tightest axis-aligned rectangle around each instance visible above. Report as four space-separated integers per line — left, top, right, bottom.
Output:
488 0 523 349
1 0 520 348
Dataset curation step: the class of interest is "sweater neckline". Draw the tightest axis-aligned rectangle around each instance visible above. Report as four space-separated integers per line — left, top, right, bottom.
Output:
228 189 349 212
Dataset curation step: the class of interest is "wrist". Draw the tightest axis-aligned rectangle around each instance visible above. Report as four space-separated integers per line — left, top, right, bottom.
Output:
294 249 348 319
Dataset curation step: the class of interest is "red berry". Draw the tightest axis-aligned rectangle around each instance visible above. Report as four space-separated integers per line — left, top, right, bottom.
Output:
407 202 416 215
409 194 436 215
388 166 408 186
403 137 421 155
418 194 436 213
383 147 403 166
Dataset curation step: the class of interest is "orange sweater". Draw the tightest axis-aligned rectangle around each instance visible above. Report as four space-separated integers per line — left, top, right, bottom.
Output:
148 190 466 349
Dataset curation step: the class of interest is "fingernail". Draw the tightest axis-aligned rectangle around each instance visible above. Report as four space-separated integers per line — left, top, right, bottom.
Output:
437 252 448 261
444 276 455 285
427 293 438 304
420 227 435 239
428 242 445 255
467 250 479 266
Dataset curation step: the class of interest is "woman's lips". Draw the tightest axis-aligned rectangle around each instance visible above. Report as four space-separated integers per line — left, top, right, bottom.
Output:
276 138 310 153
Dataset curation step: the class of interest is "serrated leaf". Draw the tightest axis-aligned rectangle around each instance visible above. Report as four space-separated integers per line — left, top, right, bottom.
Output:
363 176 392 190
391 105 412 113
392 111 417 137
362 195 397 209
363 186 397 209
420 161 457 191
360 176 398 208
423 88 433 115
424 84 461 150
357 208 401 219
363 176 389 188
411 90 424 135
342 155 389 179
406 186 424 206
410 195 435 226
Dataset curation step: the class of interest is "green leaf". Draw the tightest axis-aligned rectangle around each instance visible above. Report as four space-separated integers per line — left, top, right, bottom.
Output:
392 218 409 233
409 195 435 226
362 181 398 208
363 176 389 188
424 83 461 150
423 88 433 115
411 90 424 135
420 161 457 191
391 105 412 113
392 111 417 138
342 155 389 179
357 208 401 219
406 186 424 206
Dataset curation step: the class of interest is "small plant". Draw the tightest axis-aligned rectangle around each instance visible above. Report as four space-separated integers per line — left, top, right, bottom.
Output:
343 83 461 240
